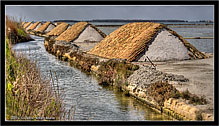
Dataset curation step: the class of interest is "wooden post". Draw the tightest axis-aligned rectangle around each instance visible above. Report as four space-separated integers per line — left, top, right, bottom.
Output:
146 56 156 70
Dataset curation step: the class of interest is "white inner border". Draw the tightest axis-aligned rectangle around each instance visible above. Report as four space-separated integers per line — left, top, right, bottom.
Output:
5 5 215 122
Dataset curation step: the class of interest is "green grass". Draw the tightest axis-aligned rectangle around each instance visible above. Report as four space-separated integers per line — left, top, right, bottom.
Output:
17 28 27 37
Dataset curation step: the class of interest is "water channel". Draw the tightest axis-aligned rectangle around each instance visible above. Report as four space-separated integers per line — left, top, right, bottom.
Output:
12 35 174 121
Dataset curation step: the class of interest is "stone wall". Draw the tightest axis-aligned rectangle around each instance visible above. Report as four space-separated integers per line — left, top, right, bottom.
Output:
164 98 213 120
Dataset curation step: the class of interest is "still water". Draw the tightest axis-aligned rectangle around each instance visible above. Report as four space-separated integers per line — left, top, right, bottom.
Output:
12 35 173 121
169 25 214 53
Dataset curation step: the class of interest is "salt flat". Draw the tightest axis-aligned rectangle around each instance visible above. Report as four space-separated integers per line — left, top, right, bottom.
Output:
155 56 213 114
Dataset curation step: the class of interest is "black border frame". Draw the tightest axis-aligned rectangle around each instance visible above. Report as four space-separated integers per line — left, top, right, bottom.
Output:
1 1 218 126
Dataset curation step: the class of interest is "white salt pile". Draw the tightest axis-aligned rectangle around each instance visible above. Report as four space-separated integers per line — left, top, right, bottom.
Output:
138 28 190 61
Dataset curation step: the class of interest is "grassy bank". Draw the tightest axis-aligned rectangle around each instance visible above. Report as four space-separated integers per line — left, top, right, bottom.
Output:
5 16 64 120
6 16 33 44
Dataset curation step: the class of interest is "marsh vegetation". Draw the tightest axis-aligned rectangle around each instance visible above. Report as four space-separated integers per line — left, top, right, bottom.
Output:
5 16 65 120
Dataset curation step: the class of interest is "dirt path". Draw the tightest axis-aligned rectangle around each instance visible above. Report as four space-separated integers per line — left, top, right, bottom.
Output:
156 57 213 102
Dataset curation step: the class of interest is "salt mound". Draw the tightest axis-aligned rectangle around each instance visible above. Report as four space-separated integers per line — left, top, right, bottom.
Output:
138 28 190 61
88 22 206 61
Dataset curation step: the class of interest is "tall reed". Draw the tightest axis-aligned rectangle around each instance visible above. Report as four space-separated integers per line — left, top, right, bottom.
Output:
5 15 65 120
6 15 33 44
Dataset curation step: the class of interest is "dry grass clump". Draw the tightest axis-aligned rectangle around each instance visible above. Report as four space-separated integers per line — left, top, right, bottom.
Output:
23 22 32 29
180 89 207 105
6 56 64 120
147 81 207 106
97 59 139 88
55 22 89 42
35 22 51 32
6 55 64 120
88 22 206 61
26 21 41 31
6 16 19 36
147 81 179 106
44 37 56 53
6 16 33 44
6 16 63 120
47 22 69 36
6 37 64 120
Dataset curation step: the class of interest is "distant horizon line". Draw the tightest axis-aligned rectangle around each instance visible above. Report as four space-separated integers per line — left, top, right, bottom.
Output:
27 19 214 23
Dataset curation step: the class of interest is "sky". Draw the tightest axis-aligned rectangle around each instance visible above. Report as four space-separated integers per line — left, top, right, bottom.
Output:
5 5 214 22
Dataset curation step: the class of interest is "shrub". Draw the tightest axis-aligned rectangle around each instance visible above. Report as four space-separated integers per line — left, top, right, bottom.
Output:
180 89 207 105
147 81 180 106
6 15 33 44
97 59 139 87
147 81 208 106
17 28 27 37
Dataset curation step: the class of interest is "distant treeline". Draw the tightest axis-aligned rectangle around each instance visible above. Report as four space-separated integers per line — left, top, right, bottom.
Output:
53 19 188 23
92 19 188 22
53 19 214 23
31 19 213 24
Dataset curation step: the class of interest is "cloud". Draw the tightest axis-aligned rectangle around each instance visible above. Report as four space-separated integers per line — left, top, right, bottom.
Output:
5 5 214 21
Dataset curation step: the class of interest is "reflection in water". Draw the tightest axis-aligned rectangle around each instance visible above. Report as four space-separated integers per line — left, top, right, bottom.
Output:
103 86 174 120
12 35 173 121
